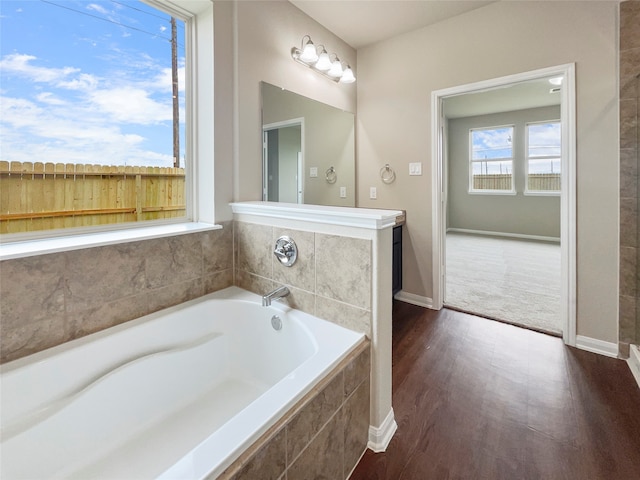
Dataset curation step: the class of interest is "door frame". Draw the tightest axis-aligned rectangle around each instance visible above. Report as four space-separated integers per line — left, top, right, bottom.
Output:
430 63 577 346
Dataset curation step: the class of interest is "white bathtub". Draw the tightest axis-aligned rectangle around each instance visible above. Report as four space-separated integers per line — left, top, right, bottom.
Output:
0 286 365 479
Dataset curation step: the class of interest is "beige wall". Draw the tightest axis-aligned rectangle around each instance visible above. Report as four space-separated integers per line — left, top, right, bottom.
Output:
447 106 561 238
235 1 357 203
357 1 619 343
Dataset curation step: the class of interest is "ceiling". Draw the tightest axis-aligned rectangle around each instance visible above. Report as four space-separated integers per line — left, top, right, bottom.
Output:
289 0 496 49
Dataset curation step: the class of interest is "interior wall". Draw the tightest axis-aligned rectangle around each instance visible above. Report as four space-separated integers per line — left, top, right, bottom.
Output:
235 1 356 203
447 106 561 239
619 0 640 353
357 1 619 343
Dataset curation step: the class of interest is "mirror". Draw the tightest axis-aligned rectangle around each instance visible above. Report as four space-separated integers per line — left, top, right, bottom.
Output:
261 82 355 207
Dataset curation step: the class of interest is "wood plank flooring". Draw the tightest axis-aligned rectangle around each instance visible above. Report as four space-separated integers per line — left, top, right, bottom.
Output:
350 302 640 480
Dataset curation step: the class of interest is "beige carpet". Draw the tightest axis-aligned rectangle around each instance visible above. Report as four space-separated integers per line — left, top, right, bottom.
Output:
445 232 562 335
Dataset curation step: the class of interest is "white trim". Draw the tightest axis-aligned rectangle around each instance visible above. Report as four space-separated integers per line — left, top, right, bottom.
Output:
575 335 619 358
0 223 220 261
367 407 397 453
447 228 560 244
230 201 402 230
432 63 577 348
628 345 640 389
394 290 435 310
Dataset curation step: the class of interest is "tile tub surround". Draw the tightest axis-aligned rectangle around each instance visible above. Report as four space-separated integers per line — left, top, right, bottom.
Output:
619 0 640 353
217 340 371 480
235 221 373 337
0 222 234 364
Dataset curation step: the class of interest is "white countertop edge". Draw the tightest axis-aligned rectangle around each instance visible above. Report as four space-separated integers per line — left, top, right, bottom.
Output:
0 222 221 261
230 202 402 230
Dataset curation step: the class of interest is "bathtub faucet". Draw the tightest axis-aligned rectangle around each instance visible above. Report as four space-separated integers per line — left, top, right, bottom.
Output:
262 286 290 307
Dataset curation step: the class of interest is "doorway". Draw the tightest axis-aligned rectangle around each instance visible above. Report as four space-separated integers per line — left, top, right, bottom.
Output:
263 119 303 203
431 64 576 346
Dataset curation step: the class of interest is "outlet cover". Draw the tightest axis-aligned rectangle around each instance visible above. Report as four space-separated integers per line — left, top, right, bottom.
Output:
310 167 318 177
409 162 422 175
340 186 347 198
370 186 377 199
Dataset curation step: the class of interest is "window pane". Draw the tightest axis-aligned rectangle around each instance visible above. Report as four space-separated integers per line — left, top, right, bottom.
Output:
472 161 513 191
527 122 561 192
0 1 186 234
471 127 513 160
528 122 560 157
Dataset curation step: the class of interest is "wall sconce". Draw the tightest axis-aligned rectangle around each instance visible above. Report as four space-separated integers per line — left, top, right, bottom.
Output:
291 35 356 84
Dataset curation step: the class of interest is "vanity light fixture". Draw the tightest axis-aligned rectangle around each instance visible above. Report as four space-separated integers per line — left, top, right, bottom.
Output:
291 35 356 84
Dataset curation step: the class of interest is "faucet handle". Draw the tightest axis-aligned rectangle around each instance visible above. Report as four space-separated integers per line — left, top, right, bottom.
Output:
274 236 297 267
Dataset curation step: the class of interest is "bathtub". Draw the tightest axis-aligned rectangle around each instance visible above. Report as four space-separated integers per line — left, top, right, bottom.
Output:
0 286 365 479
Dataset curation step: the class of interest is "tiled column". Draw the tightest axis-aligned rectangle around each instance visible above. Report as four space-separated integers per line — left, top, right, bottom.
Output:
619 0 640 356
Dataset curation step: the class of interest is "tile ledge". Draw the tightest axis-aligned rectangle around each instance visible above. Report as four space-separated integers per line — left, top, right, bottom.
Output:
230 201 403 230
0 222 221 261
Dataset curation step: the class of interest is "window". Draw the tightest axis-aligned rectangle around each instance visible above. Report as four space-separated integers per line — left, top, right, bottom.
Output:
469 126 514 193
526 121 561 193
0 0 204 239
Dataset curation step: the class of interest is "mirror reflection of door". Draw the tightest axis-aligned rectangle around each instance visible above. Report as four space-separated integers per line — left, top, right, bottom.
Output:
263 121 302 203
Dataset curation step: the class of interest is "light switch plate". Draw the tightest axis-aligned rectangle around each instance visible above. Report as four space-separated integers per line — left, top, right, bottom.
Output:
340 186 347 198
409 162 422 175
310 167 318 177
370 187 377 199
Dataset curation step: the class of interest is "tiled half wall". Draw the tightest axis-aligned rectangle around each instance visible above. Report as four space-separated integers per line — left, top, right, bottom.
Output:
235 221 373 338
619 0 640 356
217 340 371 480
0 222 234 364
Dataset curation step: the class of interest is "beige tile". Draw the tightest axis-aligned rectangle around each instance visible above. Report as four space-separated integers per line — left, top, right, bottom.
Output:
278 285 316 316
0 253 66 330
619 341 631 359
621 247 638 297
65 243 146 312
620 196 638 248
316 296 371 337
202 222 234 275
621 1 640 50
620 98 638 150
316 234 371 310
619 294 637 343
144 233 203 289
344 344 371 398
620 148 638 199
620 47 640 99
272 229 315 292
287 371 344 462
236 222 273 277
343 378 371 476
66 293 149 339
1 314 66 364
203 269 233 294
147 278 204 313
287 410 344 480
230 427 286 480
235 269 274 296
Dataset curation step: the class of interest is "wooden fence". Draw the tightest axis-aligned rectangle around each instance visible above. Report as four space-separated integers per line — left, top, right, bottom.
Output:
473 173 561 192
0 161 186 234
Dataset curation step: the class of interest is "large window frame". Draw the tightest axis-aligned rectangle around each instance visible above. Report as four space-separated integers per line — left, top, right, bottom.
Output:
468 124 516 195
525 120 561 196
0 0 216 260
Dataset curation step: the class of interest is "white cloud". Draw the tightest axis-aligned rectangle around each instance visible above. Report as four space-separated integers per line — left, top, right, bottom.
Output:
86 4 109 15
89 87 172 124
0 53 79 83
36 92 67 105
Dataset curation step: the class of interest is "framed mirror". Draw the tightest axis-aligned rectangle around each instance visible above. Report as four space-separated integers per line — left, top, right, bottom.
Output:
261 82 355 207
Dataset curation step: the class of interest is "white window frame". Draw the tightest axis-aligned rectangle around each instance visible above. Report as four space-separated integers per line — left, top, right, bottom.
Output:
0 0 217 260
468 124 516 195
524 119 561 196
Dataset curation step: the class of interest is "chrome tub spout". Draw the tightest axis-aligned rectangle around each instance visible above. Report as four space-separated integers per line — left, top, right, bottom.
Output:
262 286 290 307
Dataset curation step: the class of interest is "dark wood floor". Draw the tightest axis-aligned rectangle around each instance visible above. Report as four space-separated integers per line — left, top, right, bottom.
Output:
350 302 640 480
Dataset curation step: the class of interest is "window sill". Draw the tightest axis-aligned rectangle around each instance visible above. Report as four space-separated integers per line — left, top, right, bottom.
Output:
0 222 221 261
468 190 517 196
524 191 561 197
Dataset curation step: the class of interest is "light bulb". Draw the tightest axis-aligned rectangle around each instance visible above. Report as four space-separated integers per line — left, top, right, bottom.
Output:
340 66 355 84
327 59 343 78
315 50 332 71
299 40 318 63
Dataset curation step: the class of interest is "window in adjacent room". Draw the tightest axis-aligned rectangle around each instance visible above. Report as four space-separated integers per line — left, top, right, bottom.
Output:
0 0 189 236
526 121 561 194
469 125 515 193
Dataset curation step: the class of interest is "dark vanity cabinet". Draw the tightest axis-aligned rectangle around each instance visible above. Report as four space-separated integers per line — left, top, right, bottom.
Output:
392 224 402 295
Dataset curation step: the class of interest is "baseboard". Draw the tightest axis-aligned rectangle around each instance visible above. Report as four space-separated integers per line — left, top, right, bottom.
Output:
575 335 619 358
628 345 640 389
447 228 560 243
394 290 435 309
368 408 397 453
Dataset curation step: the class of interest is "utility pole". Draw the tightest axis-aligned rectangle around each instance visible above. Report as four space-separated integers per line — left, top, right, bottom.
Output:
171 17 179 168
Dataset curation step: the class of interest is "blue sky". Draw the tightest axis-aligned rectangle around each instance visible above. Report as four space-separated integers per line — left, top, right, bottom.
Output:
0 0 185 167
